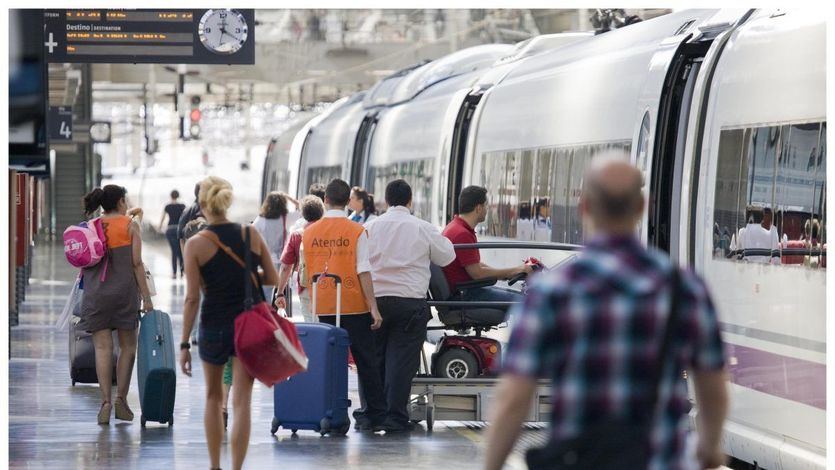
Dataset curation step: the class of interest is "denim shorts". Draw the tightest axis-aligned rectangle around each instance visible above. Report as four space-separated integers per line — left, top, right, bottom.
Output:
198 325 236 366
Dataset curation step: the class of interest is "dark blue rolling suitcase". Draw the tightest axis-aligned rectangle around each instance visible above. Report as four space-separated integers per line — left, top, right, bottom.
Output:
137 309 176 427
271 274 351 436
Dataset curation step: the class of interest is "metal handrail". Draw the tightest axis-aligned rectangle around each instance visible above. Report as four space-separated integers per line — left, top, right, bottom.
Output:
453 241 583 251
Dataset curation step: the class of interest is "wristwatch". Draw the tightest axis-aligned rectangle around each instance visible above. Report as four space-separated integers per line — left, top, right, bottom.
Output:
180 342 191 351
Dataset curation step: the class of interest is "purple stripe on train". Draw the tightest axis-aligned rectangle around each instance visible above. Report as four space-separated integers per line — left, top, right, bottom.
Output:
726 343 826 410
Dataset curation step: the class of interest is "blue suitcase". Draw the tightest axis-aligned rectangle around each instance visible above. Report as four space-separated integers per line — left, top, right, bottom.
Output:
137 310 176 427
271 274 351 436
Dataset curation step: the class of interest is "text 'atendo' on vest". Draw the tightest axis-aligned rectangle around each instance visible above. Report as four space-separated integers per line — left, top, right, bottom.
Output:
302 218 369 315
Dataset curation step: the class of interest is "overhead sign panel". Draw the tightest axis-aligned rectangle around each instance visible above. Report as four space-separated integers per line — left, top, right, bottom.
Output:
43 9 254 64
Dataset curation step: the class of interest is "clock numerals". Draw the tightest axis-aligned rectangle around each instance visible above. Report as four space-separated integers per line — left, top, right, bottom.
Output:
198 9 248 55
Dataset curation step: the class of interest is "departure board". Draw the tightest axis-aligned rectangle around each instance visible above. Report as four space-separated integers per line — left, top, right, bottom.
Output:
43 9 255 64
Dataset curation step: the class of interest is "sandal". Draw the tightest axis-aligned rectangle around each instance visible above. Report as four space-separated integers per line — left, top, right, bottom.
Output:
114 397 134 422
98 401 112 425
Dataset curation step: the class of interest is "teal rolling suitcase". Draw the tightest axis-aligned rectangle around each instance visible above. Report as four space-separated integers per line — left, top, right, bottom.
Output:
137 310 176 427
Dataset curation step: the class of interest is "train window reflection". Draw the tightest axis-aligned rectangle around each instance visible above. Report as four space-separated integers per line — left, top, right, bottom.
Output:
713 122 826 269
306 166 342 192
477 141 630 242
369 158 433 221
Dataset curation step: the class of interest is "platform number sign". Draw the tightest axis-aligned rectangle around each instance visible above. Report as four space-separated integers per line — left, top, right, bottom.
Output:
48 106 73 141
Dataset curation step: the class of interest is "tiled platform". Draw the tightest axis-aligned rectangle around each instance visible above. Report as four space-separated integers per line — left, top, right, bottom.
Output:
9 239 544 469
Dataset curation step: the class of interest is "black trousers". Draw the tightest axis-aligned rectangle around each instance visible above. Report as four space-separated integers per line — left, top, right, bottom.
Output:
165 226 184 275
375 297 431 427
319 313 386 424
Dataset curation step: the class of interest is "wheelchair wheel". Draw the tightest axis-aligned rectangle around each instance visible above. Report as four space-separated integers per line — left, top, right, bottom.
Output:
434 349 478 379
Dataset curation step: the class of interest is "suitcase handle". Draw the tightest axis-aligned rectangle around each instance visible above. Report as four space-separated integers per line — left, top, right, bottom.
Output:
311 273 342 284
311 273 343 329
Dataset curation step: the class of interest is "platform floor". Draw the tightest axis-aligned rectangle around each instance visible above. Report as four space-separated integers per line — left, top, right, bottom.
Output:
10 239 546 469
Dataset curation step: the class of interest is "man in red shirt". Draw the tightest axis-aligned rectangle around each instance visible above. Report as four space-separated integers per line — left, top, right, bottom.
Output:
442 185 532 304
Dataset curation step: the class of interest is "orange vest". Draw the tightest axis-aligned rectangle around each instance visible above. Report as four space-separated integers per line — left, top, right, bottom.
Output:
302 217 369 315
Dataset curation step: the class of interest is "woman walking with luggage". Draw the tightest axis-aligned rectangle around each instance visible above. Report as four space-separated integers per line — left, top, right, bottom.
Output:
179 176 278 470
78 185 154 425
159 189 186 278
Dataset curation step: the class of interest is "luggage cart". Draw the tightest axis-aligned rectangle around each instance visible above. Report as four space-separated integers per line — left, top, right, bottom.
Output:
409 375 552 431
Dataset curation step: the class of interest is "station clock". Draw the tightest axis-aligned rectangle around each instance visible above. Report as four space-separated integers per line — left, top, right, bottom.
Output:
197 9 249 55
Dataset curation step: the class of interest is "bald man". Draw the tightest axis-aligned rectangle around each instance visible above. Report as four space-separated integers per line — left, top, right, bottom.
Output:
485 160 729 470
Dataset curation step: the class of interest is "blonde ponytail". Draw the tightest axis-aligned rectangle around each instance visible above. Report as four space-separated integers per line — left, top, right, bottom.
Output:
199 176 233 216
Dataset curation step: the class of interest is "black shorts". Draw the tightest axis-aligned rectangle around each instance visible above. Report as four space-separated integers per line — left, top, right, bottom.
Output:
198 325 236 366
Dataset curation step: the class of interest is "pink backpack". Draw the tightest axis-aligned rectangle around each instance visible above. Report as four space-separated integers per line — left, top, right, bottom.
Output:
63 218 107 272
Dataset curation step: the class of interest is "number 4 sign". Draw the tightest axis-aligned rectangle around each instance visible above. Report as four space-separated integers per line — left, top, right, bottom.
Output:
49 106 73 141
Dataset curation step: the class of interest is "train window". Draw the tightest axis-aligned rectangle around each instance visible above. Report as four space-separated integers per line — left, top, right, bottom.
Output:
713 122 826 269
515 151 535 240
567 146 590 245
306 166 342 192
532 148 554 242
551 147 572 243
368 158 433 221
479 150 519 238
712 128 750 259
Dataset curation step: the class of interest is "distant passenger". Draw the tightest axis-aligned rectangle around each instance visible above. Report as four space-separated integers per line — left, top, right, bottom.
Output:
365 179 456 433
302 178 386 431
159 189 186 279
289 183 326 232
275 195 326 322
442 185 532 305
252 191 296 273
179 176 279 470
348 186 378 224
78 185 154 425
484 159 728 470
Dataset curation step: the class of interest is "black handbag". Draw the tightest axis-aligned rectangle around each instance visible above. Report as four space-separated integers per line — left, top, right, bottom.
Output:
525 268 682 470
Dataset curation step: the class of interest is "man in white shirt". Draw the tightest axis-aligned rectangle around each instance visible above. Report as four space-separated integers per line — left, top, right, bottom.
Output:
365 179 456 433
741 207 781 265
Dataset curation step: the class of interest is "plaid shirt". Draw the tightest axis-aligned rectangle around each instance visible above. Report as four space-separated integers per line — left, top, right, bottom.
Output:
504 234 725 470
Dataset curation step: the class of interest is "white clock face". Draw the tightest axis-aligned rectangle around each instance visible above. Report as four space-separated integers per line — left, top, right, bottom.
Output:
198 9 248 55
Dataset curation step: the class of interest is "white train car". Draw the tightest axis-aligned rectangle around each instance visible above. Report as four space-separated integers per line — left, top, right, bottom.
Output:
463 9 826 469
261 109 320 202
271 9 826 469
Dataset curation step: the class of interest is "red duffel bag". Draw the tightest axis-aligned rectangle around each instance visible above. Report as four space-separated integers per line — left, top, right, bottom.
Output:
234 303 307 386
200 227 308 386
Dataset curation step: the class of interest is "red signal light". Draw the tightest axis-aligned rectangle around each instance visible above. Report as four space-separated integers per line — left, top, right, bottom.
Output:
190 109 202 122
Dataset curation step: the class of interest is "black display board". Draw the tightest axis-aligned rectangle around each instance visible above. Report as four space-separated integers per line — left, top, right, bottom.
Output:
43 9 255 64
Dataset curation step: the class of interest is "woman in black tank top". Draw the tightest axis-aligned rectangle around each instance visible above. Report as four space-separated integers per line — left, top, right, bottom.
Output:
179 177 278 470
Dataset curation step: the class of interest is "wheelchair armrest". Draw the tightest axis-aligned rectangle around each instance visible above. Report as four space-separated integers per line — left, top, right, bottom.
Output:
455 278 497 291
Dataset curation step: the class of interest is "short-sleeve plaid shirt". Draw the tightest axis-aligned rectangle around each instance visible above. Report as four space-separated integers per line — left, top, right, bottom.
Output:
504 234 725 470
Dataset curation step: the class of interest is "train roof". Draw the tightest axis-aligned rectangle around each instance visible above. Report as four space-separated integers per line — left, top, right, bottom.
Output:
388 44 514 105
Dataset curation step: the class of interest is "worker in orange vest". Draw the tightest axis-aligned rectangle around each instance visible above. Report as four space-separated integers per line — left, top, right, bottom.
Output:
300 178 386 431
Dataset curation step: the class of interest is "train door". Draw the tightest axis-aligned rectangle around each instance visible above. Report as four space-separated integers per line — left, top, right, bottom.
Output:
647 41 708 256
444 90 484 224
638 11 751 259
351 112 378 187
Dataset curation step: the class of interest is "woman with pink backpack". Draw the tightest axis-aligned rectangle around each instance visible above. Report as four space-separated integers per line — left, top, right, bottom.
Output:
77 184 155 425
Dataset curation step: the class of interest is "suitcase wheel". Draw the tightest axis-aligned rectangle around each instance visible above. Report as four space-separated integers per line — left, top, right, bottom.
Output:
141 416 146 428
270 417 279 435
72 381 76 387
291 429 298 435
168 418 173 427
319 417 331 436
336 422 350 436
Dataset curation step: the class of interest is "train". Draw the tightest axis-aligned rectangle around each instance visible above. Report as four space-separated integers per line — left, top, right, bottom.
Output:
261 9 826 469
